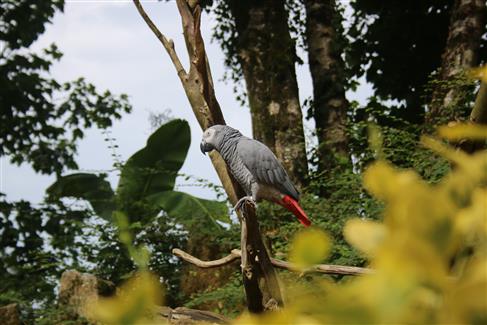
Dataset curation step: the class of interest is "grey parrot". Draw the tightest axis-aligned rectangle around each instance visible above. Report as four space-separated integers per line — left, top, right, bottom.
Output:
200 125 311 227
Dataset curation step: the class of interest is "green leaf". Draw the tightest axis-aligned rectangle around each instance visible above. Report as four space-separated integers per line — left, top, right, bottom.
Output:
117 119 190 203
147 191 229 230
46 173 115 220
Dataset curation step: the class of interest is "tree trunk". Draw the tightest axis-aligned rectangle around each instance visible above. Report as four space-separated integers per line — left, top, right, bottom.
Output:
426 0 486 124
228 0 308 188
304 0 349 172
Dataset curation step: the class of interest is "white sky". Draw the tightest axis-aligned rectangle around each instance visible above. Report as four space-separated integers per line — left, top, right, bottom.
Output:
0 0 370 204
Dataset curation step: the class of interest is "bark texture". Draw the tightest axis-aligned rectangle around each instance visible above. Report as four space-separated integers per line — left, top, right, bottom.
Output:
228 0 308 187
427 0 486 123
304 0 349 171
0 304 20 325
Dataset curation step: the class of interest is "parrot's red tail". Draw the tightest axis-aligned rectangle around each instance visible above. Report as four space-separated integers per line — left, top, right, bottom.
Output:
279 195 311 227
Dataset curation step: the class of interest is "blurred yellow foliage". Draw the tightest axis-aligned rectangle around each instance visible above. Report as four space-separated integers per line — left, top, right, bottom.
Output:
87 271 164 325
288 228 330 270
438 123 487 140
469 64 487 83
238 124 487 324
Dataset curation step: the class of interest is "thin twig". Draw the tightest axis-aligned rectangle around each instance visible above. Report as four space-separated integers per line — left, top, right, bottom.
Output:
173 248 373 276
133 0 187 78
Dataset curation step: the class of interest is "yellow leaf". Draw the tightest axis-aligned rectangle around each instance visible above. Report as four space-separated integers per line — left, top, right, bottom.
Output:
86 271 164 325
438 123 487 140
421 136 470 168
344 218 386 256
363 161 397 201
289 228 330 270
368 124 384 159
469 65 487 83
455 189 487 240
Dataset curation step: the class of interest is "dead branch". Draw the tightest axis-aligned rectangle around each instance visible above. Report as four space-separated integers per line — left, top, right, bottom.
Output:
172 248 240 268
133 0 186 79
173 247 372 276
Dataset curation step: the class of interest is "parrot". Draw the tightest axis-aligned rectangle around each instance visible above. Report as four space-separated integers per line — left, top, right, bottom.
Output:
200 125 311 227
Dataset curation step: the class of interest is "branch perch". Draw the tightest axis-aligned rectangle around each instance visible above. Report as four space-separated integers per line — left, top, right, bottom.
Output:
173 247 372 276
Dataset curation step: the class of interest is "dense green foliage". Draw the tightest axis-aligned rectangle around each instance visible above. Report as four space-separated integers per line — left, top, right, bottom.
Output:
0 0 131 175
0 0 129 318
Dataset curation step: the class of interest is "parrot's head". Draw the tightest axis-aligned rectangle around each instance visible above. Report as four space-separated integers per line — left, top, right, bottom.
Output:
200 125 241 155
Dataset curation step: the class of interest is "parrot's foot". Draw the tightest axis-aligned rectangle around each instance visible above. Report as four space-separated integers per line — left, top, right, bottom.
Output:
234 196 256 212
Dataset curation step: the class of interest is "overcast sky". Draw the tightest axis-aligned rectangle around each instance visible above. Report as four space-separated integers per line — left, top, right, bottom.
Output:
1 0 370 204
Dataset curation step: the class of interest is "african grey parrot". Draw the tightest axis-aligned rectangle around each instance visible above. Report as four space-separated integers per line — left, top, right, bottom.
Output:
200 125 311 227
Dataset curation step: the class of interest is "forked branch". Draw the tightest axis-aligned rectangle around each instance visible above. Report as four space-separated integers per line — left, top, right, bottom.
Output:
133 0 186 79
173 247 372 276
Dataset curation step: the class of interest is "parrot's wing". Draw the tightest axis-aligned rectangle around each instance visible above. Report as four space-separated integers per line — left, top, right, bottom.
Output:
236 138 299 200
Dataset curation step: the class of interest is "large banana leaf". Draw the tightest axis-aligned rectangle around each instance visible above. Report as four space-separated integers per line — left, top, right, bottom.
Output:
147 191 230 230
117 119 190 203
46 173 115 221
46 119 229 229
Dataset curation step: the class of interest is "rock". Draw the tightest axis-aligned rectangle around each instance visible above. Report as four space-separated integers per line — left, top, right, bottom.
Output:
58 270 116 318
57 270 229 324
0 303 21 325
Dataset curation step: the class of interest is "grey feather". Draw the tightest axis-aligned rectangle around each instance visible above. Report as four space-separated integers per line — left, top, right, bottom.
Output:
236 137 299 200
202 125 299 200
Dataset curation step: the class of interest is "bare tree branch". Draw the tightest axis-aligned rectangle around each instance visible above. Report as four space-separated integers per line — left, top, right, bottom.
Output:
172 248 240 268
133 0 186 79
173 247 373 276
133 0 243 205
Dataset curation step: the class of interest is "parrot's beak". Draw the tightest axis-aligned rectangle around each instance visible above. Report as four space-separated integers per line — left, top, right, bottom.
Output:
200 141 206 155
200 140 213 155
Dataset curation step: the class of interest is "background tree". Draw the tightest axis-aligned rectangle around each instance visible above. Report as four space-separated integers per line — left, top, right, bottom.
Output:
213 0 308 187
427 0 487 124
303 0 350 174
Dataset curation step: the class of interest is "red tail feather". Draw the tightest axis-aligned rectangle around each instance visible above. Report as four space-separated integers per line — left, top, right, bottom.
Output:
280 195 311 227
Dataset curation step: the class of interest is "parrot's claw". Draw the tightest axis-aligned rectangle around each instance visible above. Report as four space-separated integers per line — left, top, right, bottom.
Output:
233 196 255 212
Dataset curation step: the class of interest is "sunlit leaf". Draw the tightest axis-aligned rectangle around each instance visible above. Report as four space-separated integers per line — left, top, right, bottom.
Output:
469 65 487 83
368 124 384 159
437 123 487 140
289 228 330 270
344 219 386 256
421 136 469 168
87 271 164 325
455 189 487 240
